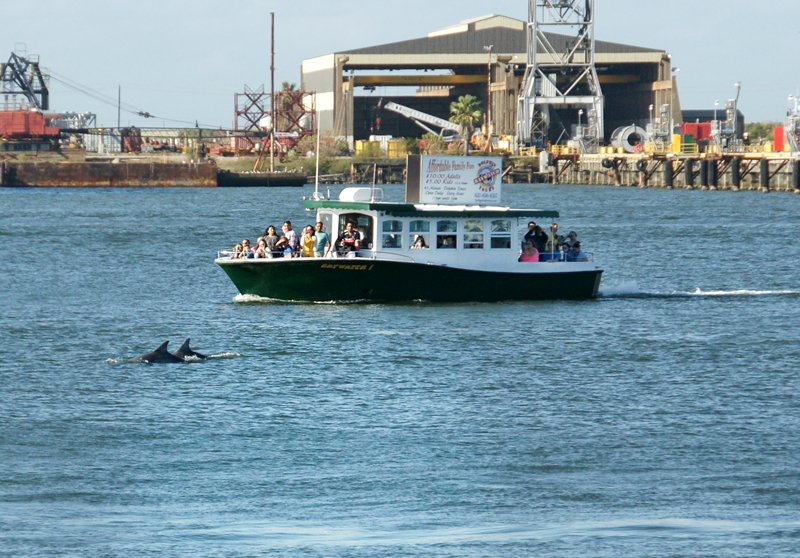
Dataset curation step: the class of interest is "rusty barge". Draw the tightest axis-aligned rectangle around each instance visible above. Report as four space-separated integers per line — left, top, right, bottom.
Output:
0 160 306 188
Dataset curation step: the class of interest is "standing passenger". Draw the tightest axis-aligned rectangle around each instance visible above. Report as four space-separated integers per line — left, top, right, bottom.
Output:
300 225 316 258
282 221 298 252
334 221 361 258
313 222 331 258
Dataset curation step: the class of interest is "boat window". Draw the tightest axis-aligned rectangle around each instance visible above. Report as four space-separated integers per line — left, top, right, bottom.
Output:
490 219 512 249
382 220 403 249
436 220 458 249
409 220 430 250
463 219 484 249
340 212 374 249
317 212 334 241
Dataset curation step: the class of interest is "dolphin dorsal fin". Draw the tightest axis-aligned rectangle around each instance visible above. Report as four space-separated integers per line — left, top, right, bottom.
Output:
178 339 191 352
155 341 170 352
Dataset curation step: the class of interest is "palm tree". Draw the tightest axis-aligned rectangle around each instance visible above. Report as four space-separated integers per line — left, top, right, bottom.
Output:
449 95 483 155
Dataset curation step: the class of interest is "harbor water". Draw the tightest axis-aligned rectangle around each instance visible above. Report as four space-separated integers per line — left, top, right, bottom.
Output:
1 184 799 556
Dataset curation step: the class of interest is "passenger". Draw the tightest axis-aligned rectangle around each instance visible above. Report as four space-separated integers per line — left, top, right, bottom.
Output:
313 222 331 258
263 225 280 258
566 242 589 262
547 222 560 249
334 221 361 258
254 237 269 258
529 225 548 253
563 231 579 249
274 236 294 258
439 236 456 249
539 240 560 262
383 235 397 248
232 243 244 259
518 241 539 262
281 221 298 252
523 221 537 243
412 235 427 249
300 225 316 258
241 239 254 259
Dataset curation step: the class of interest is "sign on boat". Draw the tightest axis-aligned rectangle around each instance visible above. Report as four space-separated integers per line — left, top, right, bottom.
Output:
215 155 603 302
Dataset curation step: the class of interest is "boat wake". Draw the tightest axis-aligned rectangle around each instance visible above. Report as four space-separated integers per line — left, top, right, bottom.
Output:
600 281 800 299
233 294 371 305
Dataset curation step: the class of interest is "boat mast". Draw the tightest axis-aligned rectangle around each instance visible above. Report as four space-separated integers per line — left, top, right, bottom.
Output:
314 117 321 199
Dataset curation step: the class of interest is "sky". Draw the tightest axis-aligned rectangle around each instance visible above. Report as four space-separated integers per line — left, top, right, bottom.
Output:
4 0 799 129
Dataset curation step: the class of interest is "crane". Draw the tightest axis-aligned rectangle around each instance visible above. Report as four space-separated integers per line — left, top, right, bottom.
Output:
379 100 460 140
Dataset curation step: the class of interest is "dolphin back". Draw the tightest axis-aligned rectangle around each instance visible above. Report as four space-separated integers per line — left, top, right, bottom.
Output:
131 341 184 364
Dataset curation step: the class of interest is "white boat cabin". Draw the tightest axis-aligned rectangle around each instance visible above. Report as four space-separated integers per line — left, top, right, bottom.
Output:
305 188 567 271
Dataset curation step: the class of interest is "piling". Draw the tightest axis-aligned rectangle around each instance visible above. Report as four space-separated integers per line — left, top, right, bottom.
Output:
731 157 741 189
685 158 694 188
699 159 708 188
664 159 673 188
792 160 800 192
760 158 770 191
708 159 718 188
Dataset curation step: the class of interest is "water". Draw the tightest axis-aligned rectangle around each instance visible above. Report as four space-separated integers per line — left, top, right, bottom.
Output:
1 184 799 557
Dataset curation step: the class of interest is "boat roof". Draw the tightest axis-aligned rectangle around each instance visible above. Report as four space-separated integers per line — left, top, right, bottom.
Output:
304 200 558 219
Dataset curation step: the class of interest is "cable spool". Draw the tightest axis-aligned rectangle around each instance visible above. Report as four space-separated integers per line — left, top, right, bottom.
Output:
610 125 650 154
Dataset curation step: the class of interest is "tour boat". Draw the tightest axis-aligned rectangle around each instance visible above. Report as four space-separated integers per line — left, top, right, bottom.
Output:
215 156 602 302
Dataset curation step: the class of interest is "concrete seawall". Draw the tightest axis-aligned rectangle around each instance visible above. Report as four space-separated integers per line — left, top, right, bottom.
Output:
546 154 800 193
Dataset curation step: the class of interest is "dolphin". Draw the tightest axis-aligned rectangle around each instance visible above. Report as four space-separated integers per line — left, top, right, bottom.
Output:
130 341 185 364
172 338 207 360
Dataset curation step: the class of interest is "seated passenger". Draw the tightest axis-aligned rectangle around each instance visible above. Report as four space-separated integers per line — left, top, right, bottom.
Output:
412 235 428 249
383 235 397 248
334 221 361 258
566 242 589 262
274 235 294 258
232 243 244 259
539 240 561 262
240 239 254 259
438 236 456 249
518 241 539 262
300 225 316 258
254 238 269 258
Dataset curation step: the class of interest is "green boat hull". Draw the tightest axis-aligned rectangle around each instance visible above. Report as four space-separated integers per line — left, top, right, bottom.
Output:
217 259 602 302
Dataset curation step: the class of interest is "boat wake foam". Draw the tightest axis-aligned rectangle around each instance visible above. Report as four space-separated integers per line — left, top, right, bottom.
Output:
601 282 800 299
233 294 371 305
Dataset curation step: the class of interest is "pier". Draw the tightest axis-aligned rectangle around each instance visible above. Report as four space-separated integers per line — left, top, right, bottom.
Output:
521 152 800 193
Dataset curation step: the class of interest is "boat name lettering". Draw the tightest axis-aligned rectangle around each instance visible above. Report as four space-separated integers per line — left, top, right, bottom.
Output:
321 264 370 271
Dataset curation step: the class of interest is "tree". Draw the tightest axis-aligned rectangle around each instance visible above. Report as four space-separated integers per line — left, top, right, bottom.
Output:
449 95 483 155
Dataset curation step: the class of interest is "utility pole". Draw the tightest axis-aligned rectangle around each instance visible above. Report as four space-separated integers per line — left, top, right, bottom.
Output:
117 85 121 129
270 12 275 173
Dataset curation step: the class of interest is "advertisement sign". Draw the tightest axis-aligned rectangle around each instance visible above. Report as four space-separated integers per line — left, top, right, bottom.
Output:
419 155 502 205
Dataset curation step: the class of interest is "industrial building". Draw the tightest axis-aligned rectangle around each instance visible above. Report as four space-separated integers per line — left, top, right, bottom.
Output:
301 13 682 147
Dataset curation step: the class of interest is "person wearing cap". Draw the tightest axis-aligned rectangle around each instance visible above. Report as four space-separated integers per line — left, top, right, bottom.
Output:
566 242 588 262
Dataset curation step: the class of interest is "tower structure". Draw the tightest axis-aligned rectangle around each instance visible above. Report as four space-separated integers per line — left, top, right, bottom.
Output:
1 49 49 110
517 0 604 152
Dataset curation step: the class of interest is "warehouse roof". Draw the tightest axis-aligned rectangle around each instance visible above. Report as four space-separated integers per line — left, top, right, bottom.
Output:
341 14 664 57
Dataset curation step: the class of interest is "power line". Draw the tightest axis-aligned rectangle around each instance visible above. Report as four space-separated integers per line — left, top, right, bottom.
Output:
46 71 219 128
